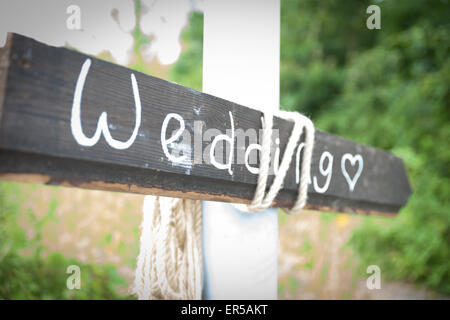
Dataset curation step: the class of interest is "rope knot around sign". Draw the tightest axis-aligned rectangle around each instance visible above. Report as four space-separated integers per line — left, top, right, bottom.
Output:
234 110 315 215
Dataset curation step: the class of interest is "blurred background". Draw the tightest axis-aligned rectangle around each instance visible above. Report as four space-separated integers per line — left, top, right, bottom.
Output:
0 0 449 299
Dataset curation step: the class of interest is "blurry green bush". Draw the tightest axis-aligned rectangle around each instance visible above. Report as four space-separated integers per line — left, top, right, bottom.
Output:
0 182 133 299
280 0 449 294
172 1 450 294
170 11 204 91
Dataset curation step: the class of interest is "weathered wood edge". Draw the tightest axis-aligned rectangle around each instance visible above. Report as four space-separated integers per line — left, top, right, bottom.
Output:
0 150 398 217
0 34 12 126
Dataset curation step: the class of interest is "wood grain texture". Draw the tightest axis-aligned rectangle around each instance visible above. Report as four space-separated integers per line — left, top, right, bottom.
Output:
0 33 412 215
0 35 12 125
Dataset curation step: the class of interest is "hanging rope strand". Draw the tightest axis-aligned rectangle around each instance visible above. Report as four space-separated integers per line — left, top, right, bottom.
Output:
132 196 202 299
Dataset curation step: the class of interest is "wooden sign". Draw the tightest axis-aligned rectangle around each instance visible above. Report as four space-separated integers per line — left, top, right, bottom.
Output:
0 33 412 215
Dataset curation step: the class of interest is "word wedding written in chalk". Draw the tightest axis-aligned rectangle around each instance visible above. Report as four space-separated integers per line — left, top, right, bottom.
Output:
70 59 364 194
1 34 412 215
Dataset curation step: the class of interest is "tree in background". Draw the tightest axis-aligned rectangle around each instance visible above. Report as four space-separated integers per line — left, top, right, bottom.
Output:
281 0 449 294
169 11 203 91
172 0 450 294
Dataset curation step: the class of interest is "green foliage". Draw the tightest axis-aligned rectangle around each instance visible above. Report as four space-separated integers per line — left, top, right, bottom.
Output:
169 12 204 91
168 0 450 294
0 251 130 300
128 0 152 75
0 182 132 299
288 275 300 294
280 0 450 294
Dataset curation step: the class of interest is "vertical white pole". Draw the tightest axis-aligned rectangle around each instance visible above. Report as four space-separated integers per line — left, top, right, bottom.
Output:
202 0 280 299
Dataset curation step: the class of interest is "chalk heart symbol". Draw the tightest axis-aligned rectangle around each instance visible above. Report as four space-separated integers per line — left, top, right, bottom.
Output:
341 154 363 192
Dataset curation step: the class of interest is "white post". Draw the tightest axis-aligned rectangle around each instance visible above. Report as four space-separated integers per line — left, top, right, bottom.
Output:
202 0 280 299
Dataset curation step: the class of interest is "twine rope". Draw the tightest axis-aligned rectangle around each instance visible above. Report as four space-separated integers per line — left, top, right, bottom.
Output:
234 110 315 215
133 110 314 299
132 196 202 299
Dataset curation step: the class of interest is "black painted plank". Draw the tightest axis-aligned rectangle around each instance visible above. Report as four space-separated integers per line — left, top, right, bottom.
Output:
0 33 412 215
